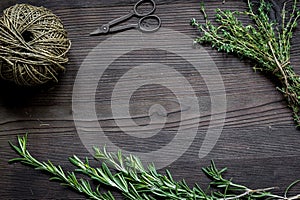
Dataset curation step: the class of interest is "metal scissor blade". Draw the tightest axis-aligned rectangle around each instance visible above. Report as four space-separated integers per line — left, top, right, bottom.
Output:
90 12 134 36
90 28 102 36
90 24 110 36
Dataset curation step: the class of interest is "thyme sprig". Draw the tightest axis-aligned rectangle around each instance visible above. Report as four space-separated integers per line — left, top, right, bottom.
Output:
191 0 300 125
9 134 300 199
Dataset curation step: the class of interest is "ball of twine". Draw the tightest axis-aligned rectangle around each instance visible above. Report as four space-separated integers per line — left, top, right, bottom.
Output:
0 4 71 86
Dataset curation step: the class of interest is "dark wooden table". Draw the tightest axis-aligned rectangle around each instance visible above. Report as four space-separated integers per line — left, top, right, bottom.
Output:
1 0 300 199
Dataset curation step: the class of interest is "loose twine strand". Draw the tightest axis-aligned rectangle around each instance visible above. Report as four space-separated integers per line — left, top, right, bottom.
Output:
0 4 71 86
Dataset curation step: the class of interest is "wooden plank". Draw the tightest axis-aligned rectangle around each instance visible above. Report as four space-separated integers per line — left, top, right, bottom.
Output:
0 0 299 199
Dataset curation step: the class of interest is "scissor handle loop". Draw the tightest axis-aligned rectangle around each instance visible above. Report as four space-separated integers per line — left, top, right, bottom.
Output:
138 15 161 32
134 0 156 17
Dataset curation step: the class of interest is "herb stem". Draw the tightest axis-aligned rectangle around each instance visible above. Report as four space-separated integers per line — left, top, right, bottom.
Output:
268 41 290 95
223 187 279 200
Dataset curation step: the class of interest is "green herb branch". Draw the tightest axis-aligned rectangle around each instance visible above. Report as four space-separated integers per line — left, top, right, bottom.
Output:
9 134 114 200
9 134 300 199
191 0 300 125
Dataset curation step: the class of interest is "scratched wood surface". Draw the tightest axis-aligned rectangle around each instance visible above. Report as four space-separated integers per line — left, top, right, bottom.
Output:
0 0 300 199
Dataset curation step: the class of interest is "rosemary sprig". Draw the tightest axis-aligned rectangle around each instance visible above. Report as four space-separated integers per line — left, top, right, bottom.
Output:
8 134 114 200
9 134 300 199
191 0 300 125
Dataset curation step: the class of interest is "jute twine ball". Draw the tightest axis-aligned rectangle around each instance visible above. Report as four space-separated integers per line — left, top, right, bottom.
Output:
0 4 71 86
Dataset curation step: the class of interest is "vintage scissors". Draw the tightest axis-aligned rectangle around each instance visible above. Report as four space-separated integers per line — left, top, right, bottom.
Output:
90 0 161 35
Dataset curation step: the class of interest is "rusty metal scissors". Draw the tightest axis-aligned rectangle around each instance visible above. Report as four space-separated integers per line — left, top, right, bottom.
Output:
90 0 161 35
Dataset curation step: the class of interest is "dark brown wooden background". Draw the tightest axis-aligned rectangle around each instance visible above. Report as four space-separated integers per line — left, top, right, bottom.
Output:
1 0 300 199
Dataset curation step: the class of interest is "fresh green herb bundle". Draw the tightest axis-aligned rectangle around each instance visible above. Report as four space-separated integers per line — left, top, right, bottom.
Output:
191 0 300 125
9 135 300 199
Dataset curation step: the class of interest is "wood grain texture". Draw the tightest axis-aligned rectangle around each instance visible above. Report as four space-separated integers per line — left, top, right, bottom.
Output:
0 0 300 199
